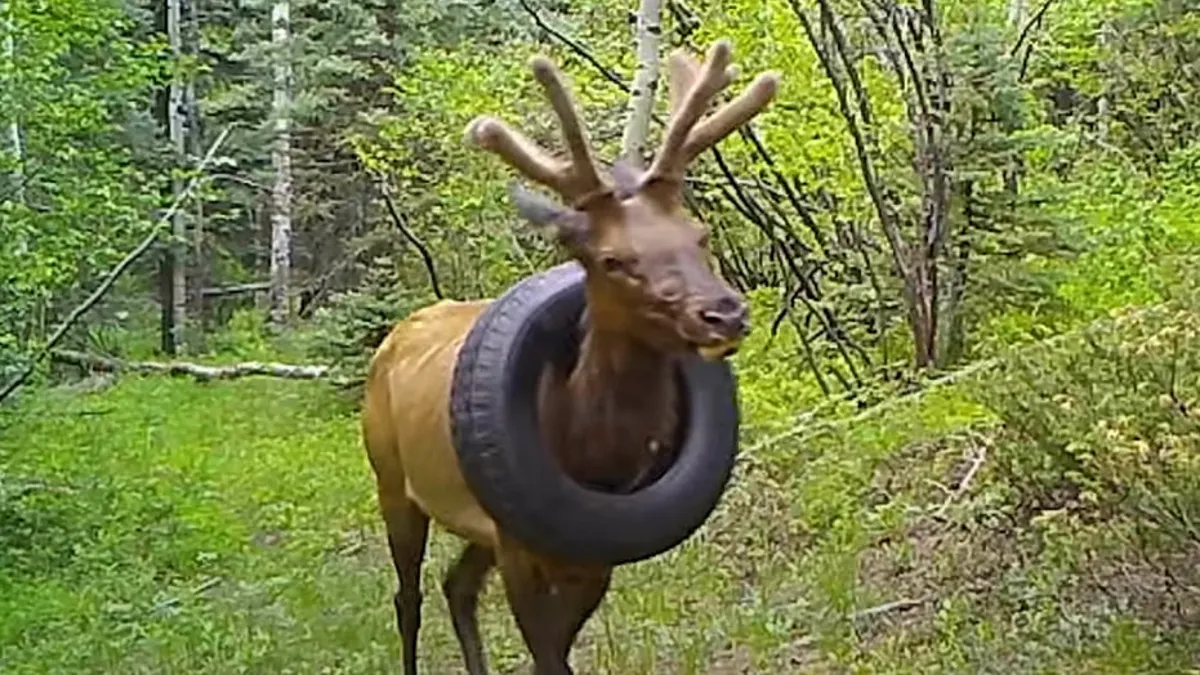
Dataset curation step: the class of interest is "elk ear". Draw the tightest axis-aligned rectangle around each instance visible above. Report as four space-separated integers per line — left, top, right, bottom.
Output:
508 182 589 249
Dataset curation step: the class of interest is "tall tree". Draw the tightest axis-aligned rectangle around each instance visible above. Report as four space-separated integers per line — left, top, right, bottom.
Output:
620 0 662 165
165 0 187 353
1 0 20 205
269 0 292 326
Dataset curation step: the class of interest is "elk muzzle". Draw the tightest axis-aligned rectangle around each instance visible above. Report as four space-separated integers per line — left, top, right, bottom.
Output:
687 292 750 361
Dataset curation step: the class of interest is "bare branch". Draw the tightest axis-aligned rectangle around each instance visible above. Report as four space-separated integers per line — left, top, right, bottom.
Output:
1010 0 1058 58
200 282 271 298
380 186 444 300
516 0 629 91
933 440 988 518
789 0 909 277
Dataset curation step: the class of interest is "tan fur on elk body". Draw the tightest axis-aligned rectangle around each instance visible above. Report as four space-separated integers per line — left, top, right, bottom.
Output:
363 39 779 675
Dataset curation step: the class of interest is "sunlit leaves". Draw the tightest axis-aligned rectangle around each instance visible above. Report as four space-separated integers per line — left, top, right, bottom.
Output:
0 0 166 373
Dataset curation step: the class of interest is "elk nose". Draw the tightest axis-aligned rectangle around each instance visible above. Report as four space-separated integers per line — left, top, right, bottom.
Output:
698 296 750 337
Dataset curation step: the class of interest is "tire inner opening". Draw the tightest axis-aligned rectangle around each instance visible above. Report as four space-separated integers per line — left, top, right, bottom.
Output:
534 306 693 495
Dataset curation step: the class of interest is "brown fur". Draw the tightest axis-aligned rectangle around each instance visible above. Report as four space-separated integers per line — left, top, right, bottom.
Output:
362 40 779 675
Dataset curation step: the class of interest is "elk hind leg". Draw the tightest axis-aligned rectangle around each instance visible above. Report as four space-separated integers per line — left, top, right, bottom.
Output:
498 544 611 675
443 542 496 675
381 490 431 675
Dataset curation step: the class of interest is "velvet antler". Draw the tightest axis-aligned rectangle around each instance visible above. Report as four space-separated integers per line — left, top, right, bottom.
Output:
644 40 780 190
465 57 611 210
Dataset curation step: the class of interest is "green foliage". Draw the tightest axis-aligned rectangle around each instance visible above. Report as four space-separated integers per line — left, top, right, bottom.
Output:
0 0 167 374
973 300 1200 531
187 0 525 335
305 259 431 378
204 308 275 360
0 378 382 671
351 37 554 299
974 142 1200 354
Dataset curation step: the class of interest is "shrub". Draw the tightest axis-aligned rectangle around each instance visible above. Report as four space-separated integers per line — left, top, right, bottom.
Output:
969 295 1200 539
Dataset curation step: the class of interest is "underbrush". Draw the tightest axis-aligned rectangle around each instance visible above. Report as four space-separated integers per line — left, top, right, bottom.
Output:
841 298 1200 673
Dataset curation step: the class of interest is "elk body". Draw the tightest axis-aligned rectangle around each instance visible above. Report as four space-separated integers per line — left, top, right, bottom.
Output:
361 40 779 675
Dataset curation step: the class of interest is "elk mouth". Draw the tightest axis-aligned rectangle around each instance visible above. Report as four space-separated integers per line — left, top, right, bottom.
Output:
691 339 741 361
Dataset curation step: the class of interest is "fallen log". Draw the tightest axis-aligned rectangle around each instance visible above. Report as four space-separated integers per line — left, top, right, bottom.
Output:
51 349 332 382
199 281 271 298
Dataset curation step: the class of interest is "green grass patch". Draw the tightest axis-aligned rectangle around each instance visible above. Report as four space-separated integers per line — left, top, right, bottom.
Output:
3 298 1200 673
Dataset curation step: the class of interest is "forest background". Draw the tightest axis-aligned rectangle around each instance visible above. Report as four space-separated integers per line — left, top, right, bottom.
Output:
2 0 1200 672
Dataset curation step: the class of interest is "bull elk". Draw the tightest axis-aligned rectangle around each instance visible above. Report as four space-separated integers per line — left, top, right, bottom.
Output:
361 39 779 675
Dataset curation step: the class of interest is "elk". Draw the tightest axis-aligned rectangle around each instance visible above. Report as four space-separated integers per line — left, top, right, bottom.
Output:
361 40 779 675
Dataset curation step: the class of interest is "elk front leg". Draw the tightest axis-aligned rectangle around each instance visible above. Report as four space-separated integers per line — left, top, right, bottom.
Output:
497 540 612 675
381 491 431 675
443 542 496 675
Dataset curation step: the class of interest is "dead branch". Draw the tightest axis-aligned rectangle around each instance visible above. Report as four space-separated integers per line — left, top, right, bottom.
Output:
737 125 829 252
932 438 989 518
380 186 444 300
0 126 233 406
790 0 909 278
199 281 271 298
1010 0 1058 58
780 595 935 653
50 349 332 382
854 594 934 620
517 0 628 92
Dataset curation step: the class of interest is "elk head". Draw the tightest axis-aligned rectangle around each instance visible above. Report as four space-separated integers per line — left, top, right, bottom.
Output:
465 41 779 360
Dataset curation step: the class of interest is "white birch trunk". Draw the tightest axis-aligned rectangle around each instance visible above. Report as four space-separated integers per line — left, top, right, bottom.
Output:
1007 0 1026 29
269 0 293 325
167 0 187 352
2 0 22 204
620 0 663 166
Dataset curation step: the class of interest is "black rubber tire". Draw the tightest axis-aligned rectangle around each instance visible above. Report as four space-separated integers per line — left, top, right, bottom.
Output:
449 261 740 565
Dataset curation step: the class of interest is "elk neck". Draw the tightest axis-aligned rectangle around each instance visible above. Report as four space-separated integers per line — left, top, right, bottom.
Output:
538 307 683 494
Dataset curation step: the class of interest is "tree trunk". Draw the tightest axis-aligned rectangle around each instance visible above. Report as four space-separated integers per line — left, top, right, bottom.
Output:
156 0 187 355
907 263 938 368
185 0 206 347
170 0 187 352
936 180 973 368
269 0 293 326
2 0 22 204
620 0 662 166
1007 0 1026 29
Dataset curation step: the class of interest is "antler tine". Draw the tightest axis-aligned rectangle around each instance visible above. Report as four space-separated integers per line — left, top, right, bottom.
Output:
466 116 569 190
646 41 735 184
667 48 701 115
645 40 780 188
465 56 607 207
681 71 779 165
529 57 605 199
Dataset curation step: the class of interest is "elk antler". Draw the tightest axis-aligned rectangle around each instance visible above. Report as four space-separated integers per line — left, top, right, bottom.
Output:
465 57 611 209
644 40 780 189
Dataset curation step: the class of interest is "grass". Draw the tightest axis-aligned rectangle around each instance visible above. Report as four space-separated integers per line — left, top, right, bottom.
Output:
2 300 1200 673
